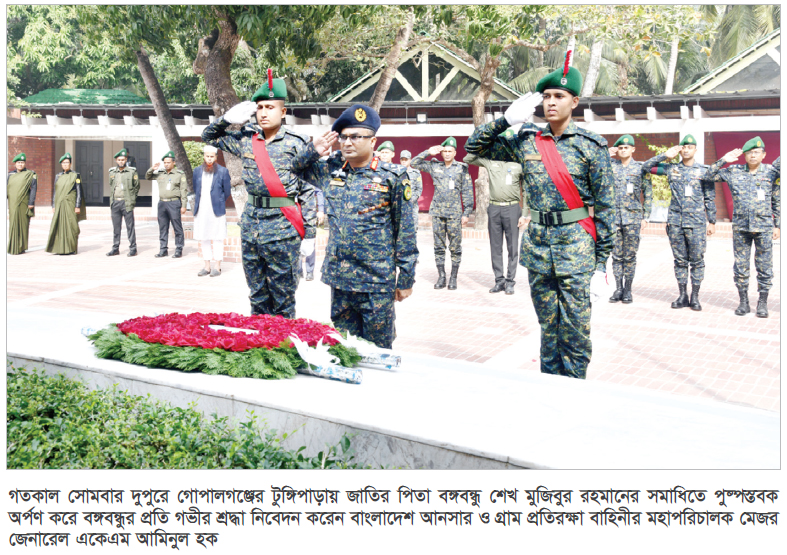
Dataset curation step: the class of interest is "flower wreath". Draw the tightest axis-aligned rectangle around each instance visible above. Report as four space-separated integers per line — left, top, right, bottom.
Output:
88 312 361 380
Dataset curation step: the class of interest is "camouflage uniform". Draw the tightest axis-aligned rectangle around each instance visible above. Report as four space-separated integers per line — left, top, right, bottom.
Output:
310 152 418 348
610 159 652 281
410 152 473 266
708 160 780 292
406 167 423 224
642 155 716 285
465 118 615 379
202 118 318 318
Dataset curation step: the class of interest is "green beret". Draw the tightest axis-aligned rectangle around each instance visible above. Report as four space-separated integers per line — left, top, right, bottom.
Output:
742 136 765 153
441 137 457 148
161 151 175 161
679 135 696 146
376 141 395 152
251 79 287 102
536 66 583 97
59 153 72 163
614 135 635 147
12 153 26 162
114 149 128 158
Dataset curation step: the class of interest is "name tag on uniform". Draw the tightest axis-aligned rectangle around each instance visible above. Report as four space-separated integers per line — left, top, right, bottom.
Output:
505 173 513 185
757 189 765 201
120 184 124 190
524 154 542 161
627 183 634 194
364 183 389 193
685 185 693 196
448 179 455 190
329 179 345 187
166 180 172 191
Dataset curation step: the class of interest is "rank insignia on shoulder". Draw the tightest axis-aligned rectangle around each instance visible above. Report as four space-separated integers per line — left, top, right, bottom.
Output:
403 179 410 186
504 130 514 138
403 185 412 201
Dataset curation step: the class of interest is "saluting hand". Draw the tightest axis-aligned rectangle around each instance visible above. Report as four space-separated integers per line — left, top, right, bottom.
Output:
665 145 682 160
504 92 543 126
314 131 339 156
723 149 743 163
608 147 618 157
428 145 444 156
223 101 258 125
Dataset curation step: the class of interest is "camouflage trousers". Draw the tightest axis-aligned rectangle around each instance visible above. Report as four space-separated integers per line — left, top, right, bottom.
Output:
528 268 593 379
241 234 300 318
733 229 773 292
611 223 641 281
330 288 395 349
667 224 706 284
432 215 463 266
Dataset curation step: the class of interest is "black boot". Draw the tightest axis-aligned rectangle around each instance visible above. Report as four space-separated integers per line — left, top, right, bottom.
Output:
609 276 624 303
155 248 168 258
106 248 119 257
734 288 750 316
689 283 702 311
671 283 689 309
172 248 183 258
127 248 137 257
756 292 769 318
447 265 459 290
434 266 446 289
621 277 633 304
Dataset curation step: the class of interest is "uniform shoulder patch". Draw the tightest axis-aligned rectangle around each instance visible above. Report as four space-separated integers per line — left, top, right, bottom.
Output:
284 128 310 143
575 126 608 147
403 185 412 201
176 169 185 174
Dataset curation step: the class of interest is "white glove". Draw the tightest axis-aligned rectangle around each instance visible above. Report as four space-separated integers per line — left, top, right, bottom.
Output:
223 101 257 125
300 238 315 256
504 92 543 126
589 271 609 304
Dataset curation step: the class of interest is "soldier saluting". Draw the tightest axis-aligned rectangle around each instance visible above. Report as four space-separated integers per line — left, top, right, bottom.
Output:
202 71 332 318
642 136 716 311
309 105 418 349
411 137 474 290
708 137 780 318
607 135 653 303
146 151 188 258
465 51 616 380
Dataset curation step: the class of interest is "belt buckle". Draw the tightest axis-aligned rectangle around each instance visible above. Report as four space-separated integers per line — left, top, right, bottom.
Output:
541 212 553 226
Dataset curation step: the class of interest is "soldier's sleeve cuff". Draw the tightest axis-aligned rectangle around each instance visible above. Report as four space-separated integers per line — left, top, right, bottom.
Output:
396 274 415 291
491 116 510 135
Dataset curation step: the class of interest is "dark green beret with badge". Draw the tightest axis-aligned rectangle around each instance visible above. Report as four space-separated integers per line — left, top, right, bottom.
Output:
377 141 395 152
59 152 72 163
536 50 583 97
114 148 128 158
441 137 457 148
614 135 635 147
679 135 696 146
12 153 26 162
252 69 287 102
742 136 765 152
161 150 175 161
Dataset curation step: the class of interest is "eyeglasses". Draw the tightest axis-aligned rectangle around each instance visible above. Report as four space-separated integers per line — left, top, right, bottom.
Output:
338 134 375 143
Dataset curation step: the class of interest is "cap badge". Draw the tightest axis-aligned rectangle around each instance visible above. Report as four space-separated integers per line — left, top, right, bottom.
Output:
560 77 567 85
355 108 367 122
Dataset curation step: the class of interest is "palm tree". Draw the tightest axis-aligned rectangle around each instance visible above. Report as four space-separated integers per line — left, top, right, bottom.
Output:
700 5 780 68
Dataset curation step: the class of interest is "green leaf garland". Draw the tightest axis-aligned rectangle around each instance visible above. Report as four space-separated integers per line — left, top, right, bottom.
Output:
88 325 361 380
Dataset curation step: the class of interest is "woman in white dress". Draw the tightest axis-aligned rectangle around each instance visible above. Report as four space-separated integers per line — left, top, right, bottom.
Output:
192 145 232 276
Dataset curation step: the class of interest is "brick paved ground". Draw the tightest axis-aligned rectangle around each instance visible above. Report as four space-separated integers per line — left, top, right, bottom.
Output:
7 214 779 412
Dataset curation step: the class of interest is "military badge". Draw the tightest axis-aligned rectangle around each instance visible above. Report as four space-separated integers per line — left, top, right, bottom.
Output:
403 185 412 201
757 141 762 147
76 178 81 183
560 77 567 85
623 138 629 144
355 108 367 122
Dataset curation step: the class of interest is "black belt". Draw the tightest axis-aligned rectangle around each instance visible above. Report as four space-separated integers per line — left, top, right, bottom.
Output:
530 207 589 226
248 193 296 208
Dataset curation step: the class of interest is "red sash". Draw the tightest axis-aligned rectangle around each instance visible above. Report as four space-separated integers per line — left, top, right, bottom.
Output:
534 131 597 241
251 133 305 239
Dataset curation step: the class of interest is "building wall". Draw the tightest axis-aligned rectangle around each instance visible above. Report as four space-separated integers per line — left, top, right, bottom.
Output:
8 137 55 206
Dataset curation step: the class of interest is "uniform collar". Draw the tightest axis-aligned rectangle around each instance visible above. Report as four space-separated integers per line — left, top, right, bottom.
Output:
541 120 580 139
253 125 286 143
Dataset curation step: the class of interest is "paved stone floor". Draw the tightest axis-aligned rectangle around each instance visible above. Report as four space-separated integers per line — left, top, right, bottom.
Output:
6 217 780 412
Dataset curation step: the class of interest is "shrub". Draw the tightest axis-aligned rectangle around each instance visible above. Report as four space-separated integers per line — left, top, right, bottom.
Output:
7 364 366 469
